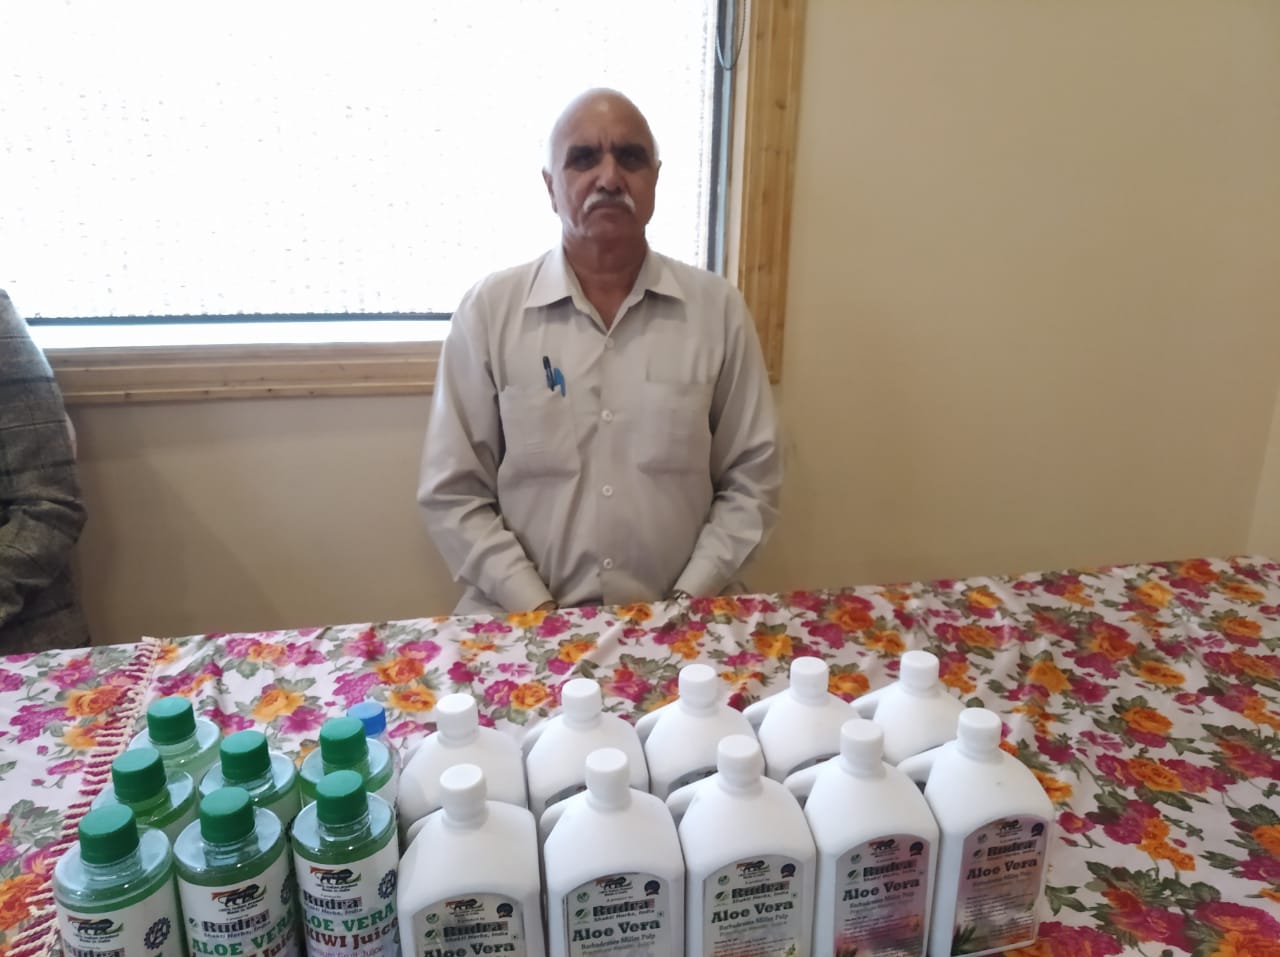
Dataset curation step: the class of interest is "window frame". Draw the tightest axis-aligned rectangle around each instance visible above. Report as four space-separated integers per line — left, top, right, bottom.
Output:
47 0 805 403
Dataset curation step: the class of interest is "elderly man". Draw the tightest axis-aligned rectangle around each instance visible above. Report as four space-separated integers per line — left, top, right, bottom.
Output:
418 88 781 614
0 290 89 651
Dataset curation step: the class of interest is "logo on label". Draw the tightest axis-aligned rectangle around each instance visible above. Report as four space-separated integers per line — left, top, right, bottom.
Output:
378 869 397 899
870 838 898 856
68 917 122 941
212 883 267 914
447 898 483 915
997 819 1023 837
144 916 172 950
310 866 360 890
596 875 632 894
736 860 769 878
496 903 515 919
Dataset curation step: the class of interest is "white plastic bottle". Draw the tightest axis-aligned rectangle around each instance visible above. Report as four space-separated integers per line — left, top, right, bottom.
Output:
744 656 849 780
897 709 1053 957
851 650 965 764
543 748 684 957
793 719 939 957
398 764 544 957
636 663 755 799
671 734 815 957
398 692 527 846
524 677 648 818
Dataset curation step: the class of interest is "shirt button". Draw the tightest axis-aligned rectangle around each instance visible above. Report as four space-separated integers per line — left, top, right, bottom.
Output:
604 339 615 350
602 558 615 570
602 484 614 497
601 409 614 422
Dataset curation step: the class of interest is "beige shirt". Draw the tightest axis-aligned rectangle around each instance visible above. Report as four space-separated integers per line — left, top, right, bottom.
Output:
417 246 781 615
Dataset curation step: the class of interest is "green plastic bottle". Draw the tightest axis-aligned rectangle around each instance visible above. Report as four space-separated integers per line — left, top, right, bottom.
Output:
175 787 300 957
299 717 395 809
201 729 302 830
129 695 221 782
54 804 184 956
91 746 198 845
292 770 399 957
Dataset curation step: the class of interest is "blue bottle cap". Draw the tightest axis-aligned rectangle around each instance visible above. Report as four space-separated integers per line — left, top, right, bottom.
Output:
347 701 387 736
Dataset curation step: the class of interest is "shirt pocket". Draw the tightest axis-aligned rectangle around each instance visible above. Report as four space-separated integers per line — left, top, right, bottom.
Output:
498 385 579 479
635 380 715 474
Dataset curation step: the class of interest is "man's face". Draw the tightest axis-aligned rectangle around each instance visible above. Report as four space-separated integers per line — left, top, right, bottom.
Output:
543 95 660 247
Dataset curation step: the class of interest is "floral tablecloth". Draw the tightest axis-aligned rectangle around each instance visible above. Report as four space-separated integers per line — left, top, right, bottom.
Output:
2 555 1278 957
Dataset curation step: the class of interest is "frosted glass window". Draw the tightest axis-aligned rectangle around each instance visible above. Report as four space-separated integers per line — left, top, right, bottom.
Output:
1 2 719 321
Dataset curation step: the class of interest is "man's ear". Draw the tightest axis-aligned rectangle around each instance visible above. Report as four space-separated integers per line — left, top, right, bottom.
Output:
542 169 557 212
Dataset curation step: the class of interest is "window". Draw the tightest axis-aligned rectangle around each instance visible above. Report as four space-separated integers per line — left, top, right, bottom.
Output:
4 3 719 328
4 0 804 399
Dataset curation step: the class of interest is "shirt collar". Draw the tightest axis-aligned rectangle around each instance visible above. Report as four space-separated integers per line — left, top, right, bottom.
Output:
524 244 688 311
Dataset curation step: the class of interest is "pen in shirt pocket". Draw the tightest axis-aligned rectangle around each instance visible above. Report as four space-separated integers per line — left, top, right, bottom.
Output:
542 355 566 396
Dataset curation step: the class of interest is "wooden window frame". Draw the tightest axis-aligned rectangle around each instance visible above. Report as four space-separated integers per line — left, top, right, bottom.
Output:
49 0 805 404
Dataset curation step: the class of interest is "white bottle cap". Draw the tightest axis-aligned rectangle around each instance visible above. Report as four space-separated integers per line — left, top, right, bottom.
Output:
839 718 885 774
956 708 1002 756
436 693 479 742
562 678 603 726
900 650 941 692
440 763 487 826
790 656 831 702
585 747 631 809
717 734 764 788
678 664 719 711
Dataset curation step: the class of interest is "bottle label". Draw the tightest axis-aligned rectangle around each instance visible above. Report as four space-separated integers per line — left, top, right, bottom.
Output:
565 871 673 956
669 765 717 793
782 752 837 779
832 833 931 957
952 815 1049 954
57 885 183 956
178 852 300 957
543 780 588 813
295 840 399 957
703 854 805 957
410 893 527 957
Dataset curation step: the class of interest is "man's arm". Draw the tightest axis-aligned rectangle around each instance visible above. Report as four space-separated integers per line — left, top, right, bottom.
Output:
0 292 88 628
672 289 782 598
416 289 555 613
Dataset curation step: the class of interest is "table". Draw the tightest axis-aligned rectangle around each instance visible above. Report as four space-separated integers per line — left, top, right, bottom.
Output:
3 556 1278 957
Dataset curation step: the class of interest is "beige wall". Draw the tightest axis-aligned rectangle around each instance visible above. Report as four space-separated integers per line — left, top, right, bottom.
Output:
752 0 1280 590
1250 385 1280 557
70 0 1280 644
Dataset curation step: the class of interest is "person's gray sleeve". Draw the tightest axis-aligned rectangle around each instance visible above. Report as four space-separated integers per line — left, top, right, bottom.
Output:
673 290 782 597
416 289 554 612
0 292 87 627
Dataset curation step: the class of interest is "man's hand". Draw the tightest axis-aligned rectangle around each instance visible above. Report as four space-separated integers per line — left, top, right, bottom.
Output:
534 600 558 612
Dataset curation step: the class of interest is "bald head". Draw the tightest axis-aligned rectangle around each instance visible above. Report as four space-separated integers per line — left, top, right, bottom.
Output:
542 88 661 253
544 88 659 172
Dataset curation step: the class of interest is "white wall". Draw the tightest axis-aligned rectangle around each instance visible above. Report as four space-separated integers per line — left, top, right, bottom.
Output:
69 0 1280 645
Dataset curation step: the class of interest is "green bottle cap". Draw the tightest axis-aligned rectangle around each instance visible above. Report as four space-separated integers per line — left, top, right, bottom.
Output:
220 730 270 784
200 787 255 844
319 717 369 767
111 747 167 803
316 770 368 826
79 805 140 865
146 695 197 745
